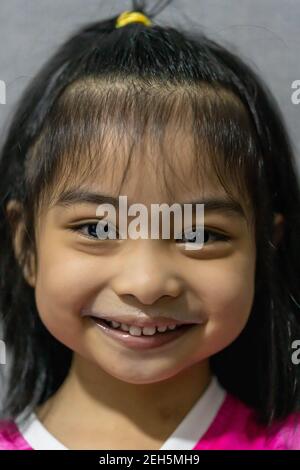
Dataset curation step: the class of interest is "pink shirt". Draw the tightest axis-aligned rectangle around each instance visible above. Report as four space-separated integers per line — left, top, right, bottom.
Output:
0 377 299 450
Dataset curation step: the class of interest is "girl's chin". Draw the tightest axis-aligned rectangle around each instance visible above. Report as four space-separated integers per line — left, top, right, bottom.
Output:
91 360 186 385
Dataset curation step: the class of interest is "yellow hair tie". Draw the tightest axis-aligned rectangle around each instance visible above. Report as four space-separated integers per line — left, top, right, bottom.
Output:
115 10 152 28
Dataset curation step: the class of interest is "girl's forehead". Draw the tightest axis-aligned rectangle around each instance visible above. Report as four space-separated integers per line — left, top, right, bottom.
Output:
40 123 251 224
36 124 253 234
51 132 236 206
48 145 250 223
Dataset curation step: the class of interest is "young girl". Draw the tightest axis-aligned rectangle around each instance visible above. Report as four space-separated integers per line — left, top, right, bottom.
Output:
0 0 300 450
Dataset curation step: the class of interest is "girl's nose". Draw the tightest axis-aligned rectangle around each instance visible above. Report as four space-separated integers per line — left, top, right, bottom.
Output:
110 241 184 305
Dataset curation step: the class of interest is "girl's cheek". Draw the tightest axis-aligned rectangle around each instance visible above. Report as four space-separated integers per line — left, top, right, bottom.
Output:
33 244 114 342
188 254 256 339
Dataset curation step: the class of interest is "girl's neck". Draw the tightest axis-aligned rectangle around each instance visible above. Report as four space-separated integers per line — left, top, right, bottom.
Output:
36 355 211 450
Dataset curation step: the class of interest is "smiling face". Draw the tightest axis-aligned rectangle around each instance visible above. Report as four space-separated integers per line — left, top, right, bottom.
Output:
16 119 257 385
7 81 260 385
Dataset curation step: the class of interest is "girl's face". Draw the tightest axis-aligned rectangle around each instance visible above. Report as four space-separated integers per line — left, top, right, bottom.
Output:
25 135 257 385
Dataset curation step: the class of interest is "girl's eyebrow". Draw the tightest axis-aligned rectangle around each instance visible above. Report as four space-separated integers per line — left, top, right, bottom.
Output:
54 189 247 220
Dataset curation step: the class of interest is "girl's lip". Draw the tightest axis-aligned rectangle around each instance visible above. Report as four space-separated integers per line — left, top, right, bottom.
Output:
88 316 199 350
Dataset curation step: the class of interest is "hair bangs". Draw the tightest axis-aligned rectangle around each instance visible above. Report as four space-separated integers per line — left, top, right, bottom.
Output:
25 77 259 226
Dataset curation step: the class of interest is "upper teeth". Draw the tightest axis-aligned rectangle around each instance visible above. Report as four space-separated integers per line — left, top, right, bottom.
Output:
109 321 178 336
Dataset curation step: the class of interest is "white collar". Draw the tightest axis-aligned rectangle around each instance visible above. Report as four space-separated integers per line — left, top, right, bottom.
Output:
16 376 226 450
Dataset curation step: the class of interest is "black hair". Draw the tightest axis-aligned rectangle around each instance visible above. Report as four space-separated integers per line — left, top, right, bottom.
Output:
0 0 300 426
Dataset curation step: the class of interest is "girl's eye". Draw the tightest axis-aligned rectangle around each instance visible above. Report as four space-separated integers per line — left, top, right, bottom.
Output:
70 221 118 240
176 228 230 246
69 223 230 245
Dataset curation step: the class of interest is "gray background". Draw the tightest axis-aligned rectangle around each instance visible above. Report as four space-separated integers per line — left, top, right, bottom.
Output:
0 0 299 403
